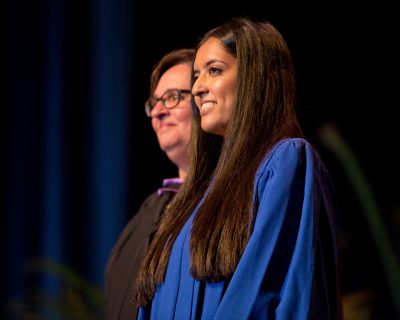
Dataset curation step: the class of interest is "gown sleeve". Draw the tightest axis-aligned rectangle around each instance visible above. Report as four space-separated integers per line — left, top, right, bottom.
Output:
213 139 340 320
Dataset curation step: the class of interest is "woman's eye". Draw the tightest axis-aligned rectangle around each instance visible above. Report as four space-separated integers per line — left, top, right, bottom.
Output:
168 94 179 101
209 67 221 75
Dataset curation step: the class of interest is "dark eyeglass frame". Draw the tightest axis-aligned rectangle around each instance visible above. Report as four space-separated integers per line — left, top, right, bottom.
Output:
144 89 192 117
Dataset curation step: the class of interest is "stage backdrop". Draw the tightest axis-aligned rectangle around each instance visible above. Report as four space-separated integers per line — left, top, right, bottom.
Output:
4 0 399 319
4 0 133 318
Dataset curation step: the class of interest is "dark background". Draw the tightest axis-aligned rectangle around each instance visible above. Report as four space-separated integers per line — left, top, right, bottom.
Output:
4 0 399 319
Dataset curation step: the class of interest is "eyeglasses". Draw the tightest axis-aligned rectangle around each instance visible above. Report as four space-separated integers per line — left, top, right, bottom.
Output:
144 89 192 117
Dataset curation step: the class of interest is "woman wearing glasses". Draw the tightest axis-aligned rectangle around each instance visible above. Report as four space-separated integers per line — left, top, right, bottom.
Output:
105 48 195 320
135 18 342 319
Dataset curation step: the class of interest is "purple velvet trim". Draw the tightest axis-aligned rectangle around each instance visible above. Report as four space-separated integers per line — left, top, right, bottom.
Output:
157 177 183 196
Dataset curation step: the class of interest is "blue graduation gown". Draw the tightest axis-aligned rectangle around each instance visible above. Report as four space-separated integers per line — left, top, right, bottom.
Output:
138 138 341 320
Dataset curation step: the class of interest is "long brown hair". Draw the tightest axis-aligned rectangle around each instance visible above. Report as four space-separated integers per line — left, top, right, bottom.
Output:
135 18 303 307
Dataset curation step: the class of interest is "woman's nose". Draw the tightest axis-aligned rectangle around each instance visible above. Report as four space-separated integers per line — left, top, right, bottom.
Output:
192 75 207 98
151 101 168 118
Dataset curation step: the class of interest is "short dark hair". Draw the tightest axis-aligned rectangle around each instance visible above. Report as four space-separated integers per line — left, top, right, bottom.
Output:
149 48 195 97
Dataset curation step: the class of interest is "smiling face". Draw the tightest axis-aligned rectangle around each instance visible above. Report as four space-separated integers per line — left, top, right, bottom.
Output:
192 37 237 136
151 62 193 176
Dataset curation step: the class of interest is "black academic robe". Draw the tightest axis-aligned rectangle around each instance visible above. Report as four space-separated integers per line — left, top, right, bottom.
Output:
105 183 180 320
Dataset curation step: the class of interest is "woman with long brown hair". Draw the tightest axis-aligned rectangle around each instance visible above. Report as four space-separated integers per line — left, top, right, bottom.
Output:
135 18 342 319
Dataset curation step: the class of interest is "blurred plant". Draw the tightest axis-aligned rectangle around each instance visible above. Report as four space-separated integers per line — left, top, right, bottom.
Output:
7 259 104 319
342 290 373 320
319 123 400 318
